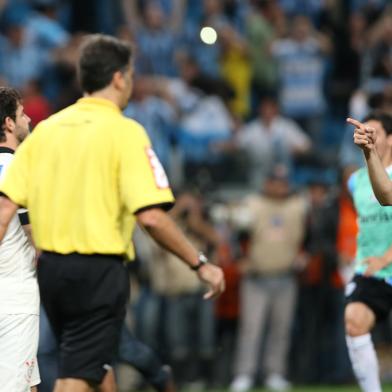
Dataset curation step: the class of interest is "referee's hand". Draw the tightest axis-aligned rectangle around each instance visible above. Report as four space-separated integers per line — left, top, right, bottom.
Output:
197 263 225 300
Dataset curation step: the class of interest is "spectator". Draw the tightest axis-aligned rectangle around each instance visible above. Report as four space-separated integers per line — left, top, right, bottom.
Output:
235 96 311 189
0 6 48 88
181 0 229 77
26 0 69 50
328 11 367 116
245 0 282 109
219 23 252 119
43 33 84 109
230 165 307 392
364 14 392 93
271 14 331 144
278 0 325 24
350 0 387 17
125 0 185 76
68 0 123 34
292 173 353 384
163 54 202 115
163 54 234 187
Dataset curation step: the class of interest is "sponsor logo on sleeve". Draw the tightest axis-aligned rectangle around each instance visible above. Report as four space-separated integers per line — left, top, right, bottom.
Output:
145 147 169 189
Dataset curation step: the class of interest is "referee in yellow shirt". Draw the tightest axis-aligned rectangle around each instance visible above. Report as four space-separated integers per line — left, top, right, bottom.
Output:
0 34 225 392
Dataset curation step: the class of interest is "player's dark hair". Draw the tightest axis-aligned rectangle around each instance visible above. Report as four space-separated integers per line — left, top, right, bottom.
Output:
363 111 392 136
0 86 21 143
78 34 132 94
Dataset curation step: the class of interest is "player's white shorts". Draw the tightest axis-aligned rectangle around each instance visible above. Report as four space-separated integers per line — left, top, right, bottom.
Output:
0 313 40 391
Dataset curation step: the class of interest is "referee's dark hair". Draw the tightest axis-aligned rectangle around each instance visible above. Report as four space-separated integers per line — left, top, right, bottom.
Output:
0 86 21 143
78 34 133 94
363 111 392 136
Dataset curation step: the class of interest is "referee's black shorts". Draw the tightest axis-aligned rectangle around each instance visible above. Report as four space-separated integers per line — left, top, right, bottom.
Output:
37 251 129 385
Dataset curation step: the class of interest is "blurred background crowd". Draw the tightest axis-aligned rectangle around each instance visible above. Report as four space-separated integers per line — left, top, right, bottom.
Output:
2 0 392 390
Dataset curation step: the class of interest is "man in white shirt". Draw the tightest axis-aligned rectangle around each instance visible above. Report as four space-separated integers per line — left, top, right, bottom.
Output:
0 86 40 392
236 96 311 189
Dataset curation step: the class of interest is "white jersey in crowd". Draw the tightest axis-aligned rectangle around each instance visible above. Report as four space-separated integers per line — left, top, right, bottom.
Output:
0 147 39 315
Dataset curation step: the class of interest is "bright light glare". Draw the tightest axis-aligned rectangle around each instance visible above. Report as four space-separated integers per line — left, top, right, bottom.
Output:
200 26 217 45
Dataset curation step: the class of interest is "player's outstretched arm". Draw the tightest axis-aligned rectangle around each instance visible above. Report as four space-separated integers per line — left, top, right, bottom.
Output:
0 195 18 242
348 117 392 205
136 207 225 299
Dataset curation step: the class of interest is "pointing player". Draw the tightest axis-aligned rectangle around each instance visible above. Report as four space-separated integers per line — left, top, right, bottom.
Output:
345 112 392 392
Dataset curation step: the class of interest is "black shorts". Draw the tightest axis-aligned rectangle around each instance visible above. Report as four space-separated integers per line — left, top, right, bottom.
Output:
346 274 392 322
37 251 129 384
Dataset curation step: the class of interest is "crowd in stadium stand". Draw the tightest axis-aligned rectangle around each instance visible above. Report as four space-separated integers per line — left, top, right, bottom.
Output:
2 0 392 390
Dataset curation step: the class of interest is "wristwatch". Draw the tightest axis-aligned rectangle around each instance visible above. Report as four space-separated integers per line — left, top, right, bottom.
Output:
190 252 209 271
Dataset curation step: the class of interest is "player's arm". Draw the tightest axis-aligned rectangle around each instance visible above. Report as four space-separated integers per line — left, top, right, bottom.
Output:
136 207 225 299
348 117 392 205
121 124 225 299
0 194 18 242
171 196 221 246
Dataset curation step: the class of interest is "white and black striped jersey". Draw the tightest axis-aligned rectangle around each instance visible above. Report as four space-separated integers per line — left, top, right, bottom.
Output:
0 147 39 315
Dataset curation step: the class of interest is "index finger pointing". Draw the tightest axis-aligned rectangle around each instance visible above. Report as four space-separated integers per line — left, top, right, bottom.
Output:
347 117 365 129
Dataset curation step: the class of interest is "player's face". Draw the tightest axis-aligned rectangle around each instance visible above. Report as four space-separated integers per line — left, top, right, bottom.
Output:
13 103 31 143
365 120 389 158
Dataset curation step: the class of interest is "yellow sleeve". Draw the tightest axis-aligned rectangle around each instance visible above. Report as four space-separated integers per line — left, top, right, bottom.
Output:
119 122 175 213
0 134 33 207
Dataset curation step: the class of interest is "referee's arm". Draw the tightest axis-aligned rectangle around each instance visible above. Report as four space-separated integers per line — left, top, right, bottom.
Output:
136 207 225 299
0 194 18 242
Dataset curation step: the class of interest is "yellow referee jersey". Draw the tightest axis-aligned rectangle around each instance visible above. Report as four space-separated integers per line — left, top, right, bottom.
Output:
0 97 174 259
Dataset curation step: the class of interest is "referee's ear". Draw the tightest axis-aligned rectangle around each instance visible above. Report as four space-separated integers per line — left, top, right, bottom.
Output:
112 70 124 91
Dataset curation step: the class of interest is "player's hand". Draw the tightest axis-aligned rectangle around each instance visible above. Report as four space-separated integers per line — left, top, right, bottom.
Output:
363 256 390 276
347 117 377 151
197 263 225 300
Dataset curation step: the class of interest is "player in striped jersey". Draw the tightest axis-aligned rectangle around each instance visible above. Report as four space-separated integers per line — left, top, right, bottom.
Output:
0 86 40 392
